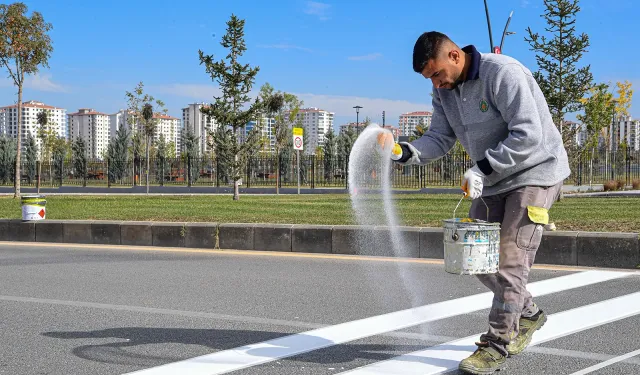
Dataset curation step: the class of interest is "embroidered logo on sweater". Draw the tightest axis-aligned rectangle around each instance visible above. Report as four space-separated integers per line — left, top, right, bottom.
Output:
479 99 489 112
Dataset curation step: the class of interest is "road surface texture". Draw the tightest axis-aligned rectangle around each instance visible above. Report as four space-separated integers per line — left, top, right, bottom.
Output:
0 242 638 375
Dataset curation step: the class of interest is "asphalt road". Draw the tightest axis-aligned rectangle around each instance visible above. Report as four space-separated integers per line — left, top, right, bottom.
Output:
0 242 639 375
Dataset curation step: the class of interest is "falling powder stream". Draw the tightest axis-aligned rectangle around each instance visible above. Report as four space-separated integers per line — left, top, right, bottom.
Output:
347 123 424 319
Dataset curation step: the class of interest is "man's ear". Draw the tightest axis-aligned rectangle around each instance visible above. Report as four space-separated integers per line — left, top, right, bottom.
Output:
449 49 461 64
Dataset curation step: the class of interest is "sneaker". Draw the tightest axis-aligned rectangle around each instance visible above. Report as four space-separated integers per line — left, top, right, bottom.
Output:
506 310 547 355
459 342 507 375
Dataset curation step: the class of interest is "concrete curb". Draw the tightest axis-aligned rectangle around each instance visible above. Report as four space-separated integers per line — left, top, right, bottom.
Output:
0 219 637 269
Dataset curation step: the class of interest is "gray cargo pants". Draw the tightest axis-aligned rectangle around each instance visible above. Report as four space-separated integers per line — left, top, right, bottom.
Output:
469 182 563 352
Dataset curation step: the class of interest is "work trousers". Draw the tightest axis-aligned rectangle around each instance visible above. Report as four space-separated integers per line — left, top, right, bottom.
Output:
469 182 563 351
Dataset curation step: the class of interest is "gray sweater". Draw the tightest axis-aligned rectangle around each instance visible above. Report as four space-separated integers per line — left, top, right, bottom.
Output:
402 47 571 196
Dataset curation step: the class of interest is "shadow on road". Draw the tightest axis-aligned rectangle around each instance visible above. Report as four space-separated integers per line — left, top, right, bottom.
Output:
42 326 443 368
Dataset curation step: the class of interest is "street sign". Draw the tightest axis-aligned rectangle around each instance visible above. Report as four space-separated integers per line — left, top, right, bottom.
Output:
293 127 304 151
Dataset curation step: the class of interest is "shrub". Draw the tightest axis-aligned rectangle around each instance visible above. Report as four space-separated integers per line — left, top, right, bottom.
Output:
603 180 618 191
633 179 640 190
616 179 626 190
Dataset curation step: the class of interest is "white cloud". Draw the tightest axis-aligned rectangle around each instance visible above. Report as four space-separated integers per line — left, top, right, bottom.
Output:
521 0 530 7
348 53 383 61
25 73 68 92
0 73 68 93
257 44 313 53
304 1 331 21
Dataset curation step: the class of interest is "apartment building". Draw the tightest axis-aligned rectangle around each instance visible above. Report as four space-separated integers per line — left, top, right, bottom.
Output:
245 115 275 152
154 113 180 155
612 116 640 151
399 111 432 137
293 108 334 154
182 103 217 154
0 100 67 155
68 108 111 159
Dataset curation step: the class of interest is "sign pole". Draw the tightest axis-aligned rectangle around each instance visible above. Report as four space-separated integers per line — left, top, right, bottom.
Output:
296 149 300 195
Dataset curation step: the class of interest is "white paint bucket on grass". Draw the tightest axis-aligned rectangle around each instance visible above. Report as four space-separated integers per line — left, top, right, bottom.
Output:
442 196 501 275
21 195 47 221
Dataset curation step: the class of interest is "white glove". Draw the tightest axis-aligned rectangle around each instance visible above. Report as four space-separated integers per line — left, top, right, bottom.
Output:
462 165 484 199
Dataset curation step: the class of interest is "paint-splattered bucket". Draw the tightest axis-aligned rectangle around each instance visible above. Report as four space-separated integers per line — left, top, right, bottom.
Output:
21 195 47 221
442 196 500 275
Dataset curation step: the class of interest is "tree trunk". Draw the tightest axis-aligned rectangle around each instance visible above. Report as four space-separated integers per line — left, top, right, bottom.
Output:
233 154 239 200
14 86 23 198
276 147 280 195
146 137 150 195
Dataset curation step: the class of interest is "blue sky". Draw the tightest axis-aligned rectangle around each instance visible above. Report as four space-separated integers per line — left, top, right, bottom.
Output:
1 0 639 130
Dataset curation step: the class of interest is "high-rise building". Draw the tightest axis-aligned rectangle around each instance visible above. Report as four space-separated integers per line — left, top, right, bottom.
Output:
0 100 66 155
181 103 217 154
154 113 180 155
68 108 111 159
613 116 640 151
399 111 432 137
245 115 275 152
293 108 334 154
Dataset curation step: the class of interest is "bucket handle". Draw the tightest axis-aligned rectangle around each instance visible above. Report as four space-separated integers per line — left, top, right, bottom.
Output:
451 194 489 241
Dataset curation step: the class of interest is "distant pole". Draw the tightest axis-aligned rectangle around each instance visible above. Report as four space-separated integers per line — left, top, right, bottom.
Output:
499 11 515 52
353 105 362 135
296 149 300 194
484 0 495 52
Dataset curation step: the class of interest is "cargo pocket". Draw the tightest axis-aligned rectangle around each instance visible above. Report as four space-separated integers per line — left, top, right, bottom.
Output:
515 206 548 251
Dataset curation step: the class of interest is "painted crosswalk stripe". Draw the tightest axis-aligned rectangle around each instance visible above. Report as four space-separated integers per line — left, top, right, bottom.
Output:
123 270 631 375
567 348 640 375
339 291 640 375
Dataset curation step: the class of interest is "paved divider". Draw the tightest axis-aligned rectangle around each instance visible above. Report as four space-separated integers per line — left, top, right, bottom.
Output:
0 219 637 269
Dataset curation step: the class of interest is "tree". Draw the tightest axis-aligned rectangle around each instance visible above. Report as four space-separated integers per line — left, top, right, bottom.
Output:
107 126 129 184
0 136 17 184
24 131 37 184
51 137 67 185
181 126 200 186
323 128 337 182
525 0 593 145
72 137 87 187
155 134 168 185
36 109 56 184
0 3 53 197
125 81 166 193
198 14 262 200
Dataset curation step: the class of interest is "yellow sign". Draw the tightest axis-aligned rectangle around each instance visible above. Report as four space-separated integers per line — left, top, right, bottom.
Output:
293 127 304 136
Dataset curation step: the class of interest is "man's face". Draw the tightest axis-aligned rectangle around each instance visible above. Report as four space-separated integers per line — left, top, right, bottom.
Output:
420 49 463 90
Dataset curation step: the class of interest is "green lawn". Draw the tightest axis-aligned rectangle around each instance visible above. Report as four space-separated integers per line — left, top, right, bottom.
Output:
1 194 639 232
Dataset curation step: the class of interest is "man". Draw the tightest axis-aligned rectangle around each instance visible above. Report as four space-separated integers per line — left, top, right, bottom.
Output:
378 31 570 374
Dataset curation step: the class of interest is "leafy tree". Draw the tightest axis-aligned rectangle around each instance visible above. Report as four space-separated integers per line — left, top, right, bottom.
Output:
107 125 129 184
181 126 200 186
36 109 56 184
525 0 593 145
198 14 262 200
155 134 168 185
0 2 53 197
129 132 144 186
126 82 166 193
0 136 17 184
24 131 37 184
72 137 87 187
51 137 67 185
323 127 337 182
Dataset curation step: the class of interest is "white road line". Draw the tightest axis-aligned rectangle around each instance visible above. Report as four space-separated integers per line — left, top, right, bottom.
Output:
123 270 630 375
568 348 640 375
339 291 640 375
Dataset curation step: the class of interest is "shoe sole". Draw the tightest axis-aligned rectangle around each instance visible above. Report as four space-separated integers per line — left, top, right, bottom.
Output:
459 362 506 375
506 313 548 356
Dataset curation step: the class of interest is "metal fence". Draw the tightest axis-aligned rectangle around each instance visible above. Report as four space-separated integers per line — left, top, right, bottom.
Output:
2 149 639 189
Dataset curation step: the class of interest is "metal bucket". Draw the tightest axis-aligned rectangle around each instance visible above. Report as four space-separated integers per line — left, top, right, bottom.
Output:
442 196 501 275
21 195 47 221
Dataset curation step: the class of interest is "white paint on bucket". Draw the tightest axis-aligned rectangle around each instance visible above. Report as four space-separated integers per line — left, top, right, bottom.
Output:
21 195 47 221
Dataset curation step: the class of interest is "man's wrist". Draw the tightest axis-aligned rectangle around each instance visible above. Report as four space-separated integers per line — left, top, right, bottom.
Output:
476 158 493 176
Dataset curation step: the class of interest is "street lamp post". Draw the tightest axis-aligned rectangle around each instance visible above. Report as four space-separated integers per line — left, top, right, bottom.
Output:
353 105 362 135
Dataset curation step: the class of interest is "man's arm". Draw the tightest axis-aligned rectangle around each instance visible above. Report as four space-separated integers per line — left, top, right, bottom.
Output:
476 63 547 176
396 88 457 165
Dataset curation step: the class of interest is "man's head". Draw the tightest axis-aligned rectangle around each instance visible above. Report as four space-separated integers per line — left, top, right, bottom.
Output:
413 31 467 90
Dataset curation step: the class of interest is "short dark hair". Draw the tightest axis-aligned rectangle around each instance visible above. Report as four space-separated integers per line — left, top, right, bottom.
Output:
412 31 452 73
